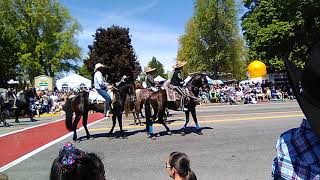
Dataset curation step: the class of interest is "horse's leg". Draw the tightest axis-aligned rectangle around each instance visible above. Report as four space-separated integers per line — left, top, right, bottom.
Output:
159 110 171 135
181 110 190 136
15 109 20 123
108 114 116 135
82 111 92 139
191 107 203 135
117 113 126 138
72 114 81 141
29 108 35 122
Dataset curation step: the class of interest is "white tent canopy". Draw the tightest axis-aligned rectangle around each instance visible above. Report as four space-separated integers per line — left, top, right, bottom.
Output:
154 75 166 82
56 74 92 90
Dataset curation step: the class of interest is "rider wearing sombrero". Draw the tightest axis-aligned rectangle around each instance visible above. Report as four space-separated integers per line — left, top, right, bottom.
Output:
144 67 158 92
171 61 189 111
94 63 111 117
272 42 320 179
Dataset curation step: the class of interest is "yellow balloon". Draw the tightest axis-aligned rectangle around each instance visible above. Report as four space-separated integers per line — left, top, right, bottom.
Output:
247 60 267 78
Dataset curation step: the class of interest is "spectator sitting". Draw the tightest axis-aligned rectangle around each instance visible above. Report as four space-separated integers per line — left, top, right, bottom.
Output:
165 152 197 180
50 142 105 180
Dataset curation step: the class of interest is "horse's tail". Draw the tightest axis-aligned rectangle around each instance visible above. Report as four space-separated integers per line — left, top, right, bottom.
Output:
124 95 130 118
64 99 73 131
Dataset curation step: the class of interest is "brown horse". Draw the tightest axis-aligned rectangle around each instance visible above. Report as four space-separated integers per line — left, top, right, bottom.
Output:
144 73 209 139
133 81 170 125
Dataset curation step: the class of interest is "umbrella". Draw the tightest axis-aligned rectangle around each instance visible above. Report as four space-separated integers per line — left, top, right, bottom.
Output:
154 75 166 82
206 76 223 85
7 79 19 84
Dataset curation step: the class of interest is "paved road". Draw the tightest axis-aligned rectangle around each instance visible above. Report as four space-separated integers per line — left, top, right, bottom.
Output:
3 102 303 180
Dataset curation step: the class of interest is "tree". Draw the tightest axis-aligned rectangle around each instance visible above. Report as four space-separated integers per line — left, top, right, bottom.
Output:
0 0 21 87
177 0 245 79
0 0 82 84
147 57 165 77
85 26 141 84
242 0 320 72
77 64 93 80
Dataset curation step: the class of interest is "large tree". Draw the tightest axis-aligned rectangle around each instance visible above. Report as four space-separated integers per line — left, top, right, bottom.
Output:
0 0 81 84
85 26 141 84
0 0 21 87
147 57 165 77
178 0 245 79
242 0 320 72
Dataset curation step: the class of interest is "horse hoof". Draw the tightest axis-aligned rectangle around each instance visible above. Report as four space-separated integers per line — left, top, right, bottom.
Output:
197 131 203 135
167 131 172 135
15 120 20 123
88 136 94 140
181 131 186 136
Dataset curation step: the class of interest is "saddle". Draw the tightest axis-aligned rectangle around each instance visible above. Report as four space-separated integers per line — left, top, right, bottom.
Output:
162 80 196 102
89 88 114 104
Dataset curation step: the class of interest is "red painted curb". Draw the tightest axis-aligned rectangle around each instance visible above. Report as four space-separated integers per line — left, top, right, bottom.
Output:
0 113 104 168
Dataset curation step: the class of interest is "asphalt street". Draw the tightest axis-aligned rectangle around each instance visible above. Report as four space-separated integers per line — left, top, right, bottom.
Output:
2 101 303 180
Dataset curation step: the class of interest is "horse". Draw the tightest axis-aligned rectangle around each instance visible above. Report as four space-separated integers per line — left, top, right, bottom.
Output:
14 88 38 123
133 81 170 125
0 92 10 127
64 81 134 141
144 73 209 139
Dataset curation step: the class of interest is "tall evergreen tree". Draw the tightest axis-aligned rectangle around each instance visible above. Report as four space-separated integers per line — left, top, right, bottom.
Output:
85 26 141 84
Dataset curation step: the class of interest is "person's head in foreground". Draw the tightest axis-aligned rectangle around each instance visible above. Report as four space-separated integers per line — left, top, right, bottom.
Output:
50 142 105 180
166 152 197 180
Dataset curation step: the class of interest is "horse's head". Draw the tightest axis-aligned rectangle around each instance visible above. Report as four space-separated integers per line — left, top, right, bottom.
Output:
187 73 209 90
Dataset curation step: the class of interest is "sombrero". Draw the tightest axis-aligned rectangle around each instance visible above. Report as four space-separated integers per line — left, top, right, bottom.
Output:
284 42 320 135
94 63 106 72
172 61 187 69
144 67 156 73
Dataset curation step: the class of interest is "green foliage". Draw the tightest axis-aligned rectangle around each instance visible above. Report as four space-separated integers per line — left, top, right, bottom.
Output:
0 0 81 85
77 64 93 80
85 26 141 84
242 0 320 72
178 0 246 79
147 57 165 77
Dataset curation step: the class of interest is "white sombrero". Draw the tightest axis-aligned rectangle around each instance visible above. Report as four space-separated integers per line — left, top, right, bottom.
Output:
94 63 106 72
144 67 156 73
172 61 187 69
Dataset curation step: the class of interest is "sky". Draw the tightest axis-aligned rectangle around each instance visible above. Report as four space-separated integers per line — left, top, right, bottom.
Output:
59 0 245 71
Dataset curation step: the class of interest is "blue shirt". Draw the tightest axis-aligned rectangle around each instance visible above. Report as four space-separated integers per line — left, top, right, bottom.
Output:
272 119 320 179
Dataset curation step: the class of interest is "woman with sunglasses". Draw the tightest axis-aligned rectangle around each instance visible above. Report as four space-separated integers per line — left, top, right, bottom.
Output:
165 152 197 180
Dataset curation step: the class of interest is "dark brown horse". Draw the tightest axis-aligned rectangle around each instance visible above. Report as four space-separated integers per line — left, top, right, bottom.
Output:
144 73 209 139
64 81 134 141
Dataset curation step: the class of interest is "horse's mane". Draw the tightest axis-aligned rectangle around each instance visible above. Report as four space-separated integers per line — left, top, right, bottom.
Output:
186 73 206 86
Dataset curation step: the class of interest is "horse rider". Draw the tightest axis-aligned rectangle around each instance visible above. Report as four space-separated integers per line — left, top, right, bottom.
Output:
144 67 158 92
94 63 112 117
7 88 17 109
171 61 189 111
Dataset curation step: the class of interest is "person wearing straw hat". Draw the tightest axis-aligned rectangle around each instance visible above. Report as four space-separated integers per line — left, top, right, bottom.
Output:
171 61 188 111
272 42 320 179
94 63 111 116
144 67 157 92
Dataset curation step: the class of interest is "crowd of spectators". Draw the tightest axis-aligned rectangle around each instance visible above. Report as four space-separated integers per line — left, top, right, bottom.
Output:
31 88 80 116
198 80 295 105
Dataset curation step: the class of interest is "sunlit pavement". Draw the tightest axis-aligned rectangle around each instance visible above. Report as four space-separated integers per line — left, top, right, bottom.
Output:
2 101 302 180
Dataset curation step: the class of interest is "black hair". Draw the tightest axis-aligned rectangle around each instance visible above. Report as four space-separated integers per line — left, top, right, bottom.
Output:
168 152 197 180
50 153 105 180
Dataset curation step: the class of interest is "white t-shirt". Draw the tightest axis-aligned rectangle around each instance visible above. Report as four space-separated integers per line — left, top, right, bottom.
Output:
94 71 105 90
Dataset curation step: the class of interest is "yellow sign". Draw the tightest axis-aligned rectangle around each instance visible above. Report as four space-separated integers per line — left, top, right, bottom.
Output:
34 75 53 91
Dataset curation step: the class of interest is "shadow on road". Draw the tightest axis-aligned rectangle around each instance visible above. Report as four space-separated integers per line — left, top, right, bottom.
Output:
77 126 213 142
